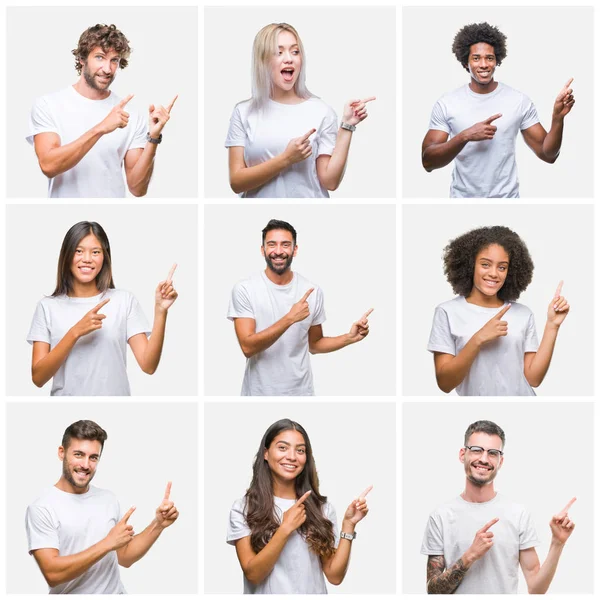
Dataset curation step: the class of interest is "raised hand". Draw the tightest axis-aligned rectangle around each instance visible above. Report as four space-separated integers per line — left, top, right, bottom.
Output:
106 506 136 550
280 490 311 536
475 303 511 345
100 94 134 134
343 96 376 127
348 308 373 343
464 518 498 564
464 113 502 142
553 78 575 119
149 95 178 138
550 497 576 544
287 288 314 324
284 128 316 165
155 264 179 311
155 481 179 529
547 280 570 327
343 485 372 525
71 298 110 339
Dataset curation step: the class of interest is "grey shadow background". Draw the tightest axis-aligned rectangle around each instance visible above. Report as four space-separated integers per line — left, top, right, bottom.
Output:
6 401 198 594
402 204 594 396
204 401 396 594
6 204 198 396
7 6 198 198
402 402 594 594
402 6 593 198
204 204 396 396
204 6 396 198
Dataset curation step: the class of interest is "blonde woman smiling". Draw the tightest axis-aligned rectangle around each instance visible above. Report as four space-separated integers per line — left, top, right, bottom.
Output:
226 23 375 198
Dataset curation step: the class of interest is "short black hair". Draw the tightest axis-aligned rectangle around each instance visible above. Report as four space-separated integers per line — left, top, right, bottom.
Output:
443 225 534 301
452 22 508 72
61 420 108 452
464 420 506 448
262 219 297 245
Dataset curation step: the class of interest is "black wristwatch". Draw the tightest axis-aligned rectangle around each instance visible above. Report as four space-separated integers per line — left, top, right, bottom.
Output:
146 132 163 144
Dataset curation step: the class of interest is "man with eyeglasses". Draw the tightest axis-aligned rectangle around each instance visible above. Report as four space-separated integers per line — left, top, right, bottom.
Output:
421 420 576 594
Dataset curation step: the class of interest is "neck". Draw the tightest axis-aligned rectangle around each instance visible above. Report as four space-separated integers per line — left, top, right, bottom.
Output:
69 280 101 298
73 77 111 101
466 288 503 308
272 478 297 499
264 267 293 285
271 86 303 105
462 479 497 503
469 77 498 95
55 476 89 495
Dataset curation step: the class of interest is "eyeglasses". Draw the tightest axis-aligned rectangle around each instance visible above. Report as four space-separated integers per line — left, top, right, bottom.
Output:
464 445 504 459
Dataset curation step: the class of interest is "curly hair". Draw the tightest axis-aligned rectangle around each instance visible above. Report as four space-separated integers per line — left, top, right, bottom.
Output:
443 226 534 301
72 24 131 74
452 22 507 72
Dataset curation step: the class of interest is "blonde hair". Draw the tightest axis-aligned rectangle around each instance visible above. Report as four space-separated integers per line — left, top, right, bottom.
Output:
250 23 313 112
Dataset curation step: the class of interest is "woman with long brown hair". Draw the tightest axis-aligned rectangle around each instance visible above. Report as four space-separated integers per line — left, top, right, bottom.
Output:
27 221 178 395
227 418 371 593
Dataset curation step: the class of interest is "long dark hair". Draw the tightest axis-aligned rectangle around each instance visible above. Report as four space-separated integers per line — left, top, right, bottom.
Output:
245 419 335 557
52 222 115 296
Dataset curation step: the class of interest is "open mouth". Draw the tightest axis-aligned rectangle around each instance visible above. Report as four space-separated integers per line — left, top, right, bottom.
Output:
281 463 297 472
483 279 499 287
281 68 295 82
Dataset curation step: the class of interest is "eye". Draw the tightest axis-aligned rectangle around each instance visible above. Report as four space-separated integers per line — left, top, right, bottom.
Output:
297 448 305 454
488 450 501 458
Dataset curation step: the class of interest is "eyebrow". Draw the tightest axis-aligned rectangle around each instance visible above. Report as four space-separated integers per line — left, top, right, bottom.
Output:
479 257 508 264
276 441 306 447
278 44 299 49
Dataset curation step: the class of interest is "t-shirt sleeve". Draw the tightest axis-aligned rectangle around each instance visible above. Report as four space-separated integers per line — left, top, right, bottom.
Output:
518 507 540 550
227 281 254 321
520 97 540 131
126 293 151 340
225 105 247 148
227 498 251 544
324 502 340 549
27 96 58 145
524 311 539 353
427 306 455 355
310 287 326 326
27 300 51 345
129 111 147 150
428 100 450 134
421 512 445 555
26 504 59 553
316 106 338 157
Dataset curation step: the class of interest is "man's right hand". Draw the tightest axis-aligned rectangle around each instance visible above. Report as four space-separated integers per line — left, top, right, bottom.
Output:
99 94 134 134
287 288 314 323
70 298 110 339
280 491 311 536
464 114 502 142
475 304 511 345
283 129 316 165
463 518 498 566
106 506 136 551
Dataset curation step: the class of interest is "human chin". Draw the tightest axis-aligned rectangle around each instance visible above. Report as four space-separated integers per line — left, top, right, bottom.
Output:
466 462 495 485
63 462 93 489
265 254 293 275
83 66 114 90
469 65 495 85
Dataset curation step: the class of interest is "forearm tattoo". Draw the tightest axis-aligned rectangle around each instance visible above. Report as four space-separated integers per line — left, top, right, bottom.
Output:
426 555 470 594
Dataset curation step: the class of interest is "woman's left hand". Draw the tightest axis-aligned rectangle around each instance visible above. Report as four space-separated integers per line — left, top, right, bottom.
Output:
547 280 569 327
343 485 372 525
342 97 376 127
155 263 179 311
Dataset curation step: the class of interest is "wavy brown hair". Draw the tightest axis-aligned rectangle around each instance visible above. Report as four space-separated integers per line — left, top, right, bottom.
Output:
72 24 131 74
52 222 115 296
245 419 336 557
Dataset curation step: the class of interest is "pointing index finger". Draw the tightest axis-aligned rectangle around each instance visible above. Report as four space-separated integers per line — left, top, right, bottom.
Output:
92 298 111 312
121 505 136 523
119 94 134 107
164 481 172 500
563 77 574 89
362 96 377 104
301 128 317 141
484 113 502 124
554 280 564 298
480 517 499 532
166 263 177 283
167 94 179 113
359 485 373 498
362 308 374 319
295 490 312 505
560 496 577 514
301 287 315 302
494 303 511 319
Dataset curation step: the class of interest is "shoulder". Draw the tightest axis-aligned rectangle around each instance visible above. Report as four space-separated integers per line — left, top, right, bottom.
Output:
498 82 533 103
435 296 463 313
232 99 252 117
32 88 70 108
322 500 337 519
36 294 59 308
230 496 248 517
507 301 533 316
294 272 321 292
308 97 336 117
435 85 468 106
232 274 261 294
28 487 58 509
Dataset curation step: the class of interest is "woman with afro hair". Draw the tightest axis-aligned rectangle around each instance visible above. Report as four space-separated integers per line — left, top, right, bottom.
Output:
427 226 569 395
421 22 575 198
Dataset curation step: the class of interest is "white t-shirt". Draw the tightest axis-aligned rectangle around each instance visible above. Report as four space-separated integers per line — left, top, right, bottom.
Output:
428 296 538 396
225 97 338 198
26 485 125 594
421 493 539 594
228 271 326 396
27 289 150 396
227 495 339 594
428 83 540 198
27 86 147 198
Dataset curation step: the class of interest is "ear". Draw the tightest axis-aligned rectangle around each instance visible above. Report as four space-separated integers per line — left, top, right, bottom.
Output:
263 448 268 461
58 445 65 461
260 245 266 258
459 447 466 464
292 244 298 257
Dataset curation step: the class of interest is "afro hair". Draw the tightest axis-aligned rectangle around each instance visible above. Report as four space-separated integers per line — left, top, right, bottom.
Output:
452 22 507 72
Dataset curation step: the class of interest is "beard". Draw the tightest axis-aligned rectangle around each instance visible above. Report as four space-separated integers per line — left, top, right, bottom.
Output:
465 461 497 487
62 459 95 489
82 63 114 91
264 252 294 275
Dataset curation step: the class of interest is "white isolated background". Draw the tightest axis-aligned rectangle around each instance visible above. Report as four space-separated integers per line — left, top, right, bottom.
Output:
6 6 198 198
402 204 594 396
204 204 396 396
402 6 593 198
203 6 396 198
402 402 594 594
204 401 396 594
6 204 198 396
6 401 198 594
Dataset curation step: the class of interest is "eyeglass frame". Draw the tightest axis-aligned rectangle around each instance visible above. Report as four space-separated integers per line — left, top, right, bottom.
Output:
464 445 504 458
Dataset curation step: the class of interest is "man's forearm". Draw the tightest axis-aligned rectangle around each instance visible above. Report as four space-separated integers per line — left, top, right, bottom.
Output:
117 519 163 568
310 333 354 354
427 556 470 594
422 132 469 171
127 143 157 196
526 541 565 594
238 315 294 358
319 128 352 191
542 117 564 161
